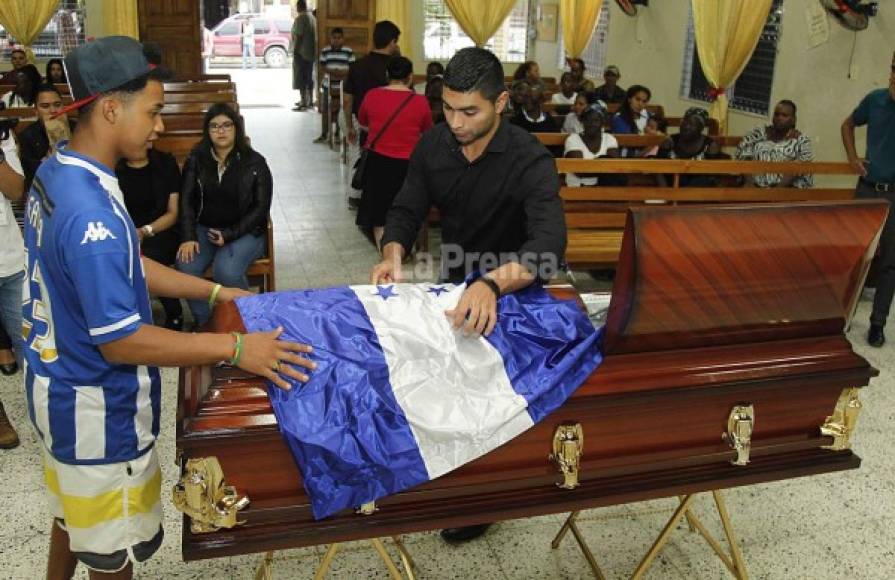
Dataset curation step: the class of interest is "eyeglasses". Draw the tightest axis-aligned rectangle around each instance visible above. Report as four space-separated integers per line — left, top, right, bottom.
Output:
209 121 235 132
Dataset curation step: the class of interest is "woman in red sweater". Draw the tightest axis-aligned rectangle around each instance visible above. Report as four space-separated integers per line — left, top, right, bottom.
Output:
356 56 433 248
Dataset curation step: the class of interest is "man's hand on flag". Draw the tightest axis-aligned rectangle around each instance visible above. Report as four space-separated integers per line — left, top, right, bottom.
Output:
241 327 317 390
446 281 498 337
371 242 405 284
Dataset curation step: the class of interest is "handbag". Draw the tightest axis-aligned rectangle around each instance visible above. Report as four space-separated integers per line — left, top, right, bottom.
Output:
351 91 416 190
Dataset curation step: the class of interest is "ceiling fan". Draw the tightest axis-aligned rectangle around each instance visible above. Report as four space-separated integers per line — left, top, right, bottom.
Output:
819 0 878 31
614 0 648 17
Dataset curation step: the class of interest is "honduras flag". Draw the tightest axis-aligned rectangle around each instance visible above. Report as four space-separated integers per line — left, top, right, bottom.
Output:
236 282 602 519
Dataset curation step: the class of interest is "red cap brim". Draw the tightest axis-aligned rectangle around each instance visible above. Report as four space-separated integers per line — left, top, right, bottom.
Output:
52 93 98 119
51 64 157 119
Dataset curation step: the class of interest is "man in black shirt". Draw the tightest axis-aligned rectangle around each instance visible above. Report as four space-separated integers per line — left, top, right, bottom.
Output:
371 46 565 543
343 20 400 208
593 65 627 105
510 80 560 133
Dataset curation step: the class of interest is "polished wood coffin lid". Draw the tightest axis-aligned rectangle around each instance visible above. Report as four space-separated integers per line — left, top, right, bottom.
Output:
604 200 888 354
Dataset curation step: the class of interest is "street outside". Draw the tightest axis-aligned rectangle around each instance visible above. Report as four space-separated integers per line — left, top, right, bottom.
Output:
207 58 298 107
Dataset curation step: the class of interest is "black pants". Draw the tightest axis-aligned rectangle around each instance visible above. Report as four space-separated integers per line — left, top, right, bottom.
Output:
857 179 895 327
142 230 183 322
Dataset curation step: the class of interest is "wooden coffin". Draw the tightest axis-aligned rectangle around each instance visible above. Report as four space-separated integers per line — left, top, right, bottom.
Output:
177 200 887 560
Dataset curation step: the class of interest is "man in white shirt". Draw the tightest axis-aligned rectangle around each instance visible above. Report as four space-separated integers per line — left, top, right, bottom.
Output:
0 124 26 448
550 72 578 106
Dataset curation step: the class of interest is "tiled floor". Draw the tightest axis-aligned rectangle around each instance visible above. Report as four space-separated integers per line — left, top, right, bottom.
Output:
1 90 894 579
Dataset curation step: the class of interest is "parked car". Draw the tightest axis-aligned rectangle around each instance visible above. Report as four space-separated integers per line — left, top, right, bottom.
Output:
206 14 293 68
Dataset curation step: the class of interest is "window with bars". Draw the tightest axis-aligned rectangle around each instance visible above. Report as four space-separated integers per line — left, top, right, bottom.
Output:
557 4 610 78
423 0 530 63
680 0 783 116
0 0 86 60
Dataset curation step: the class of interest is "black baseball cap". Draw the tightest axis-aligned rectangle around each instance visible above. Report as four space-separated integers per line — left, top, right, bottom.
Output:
57 36 156 116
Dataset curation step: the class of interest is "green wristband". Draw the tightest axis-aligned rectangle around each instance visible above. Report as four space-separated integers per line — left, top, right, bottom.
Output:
208 283 223 308
228 332 244 366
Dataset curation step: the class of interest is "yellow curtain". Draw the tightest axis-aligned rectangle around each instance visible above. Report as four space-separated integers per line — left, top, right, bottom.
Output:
102 0 140 39
444 0 517 48
0 0 60 62
560 0 603 59
691 0 773 133
376 0 412 59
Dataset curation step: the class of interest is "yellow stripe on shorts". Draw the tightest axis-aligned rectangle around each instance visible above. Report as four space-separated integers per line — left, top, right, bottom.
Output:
43 465 162 530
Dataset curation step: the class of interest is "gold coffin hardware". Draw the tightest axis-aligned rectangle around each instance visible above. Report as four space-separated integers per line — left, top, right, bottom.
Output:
550 422 584 490
356 501 378 516
723 405 755 466
821 387 862 451
172 457 250 534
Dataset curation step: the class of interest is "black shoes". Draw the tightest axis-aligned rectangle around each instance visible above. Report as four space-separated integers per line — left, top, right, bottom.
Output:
868 324 886 347
0 362 17 376
440 524 492 544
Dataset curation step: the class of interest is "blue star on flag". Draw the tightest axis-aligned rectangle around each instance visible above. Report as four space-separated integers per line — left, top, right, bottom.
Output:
427 285 449 297
375 285 398 301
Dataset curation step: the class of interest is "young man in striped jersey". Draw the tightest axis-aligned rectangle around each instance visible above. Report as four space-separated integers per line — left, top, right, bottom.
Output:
24 37 316 579
314 27 355 143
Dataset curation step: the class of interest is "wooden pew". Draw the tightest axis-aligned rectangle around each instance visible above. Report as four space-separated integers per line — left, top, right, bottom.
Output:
164 81 236 93
163 91 237 104
534 133 743 152
555 159 858 268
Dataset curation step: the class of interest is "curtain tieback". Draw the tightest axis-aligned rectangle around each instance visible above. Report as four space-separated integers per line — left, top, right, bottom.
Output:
708 87 726 102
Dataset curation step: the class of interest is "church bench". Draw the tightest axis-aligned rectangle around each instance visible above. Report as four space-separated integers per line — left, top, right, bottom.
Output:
163 102 240 114
534 132 743 152
163 91 237 104
556 158 859 269
164 81 237 94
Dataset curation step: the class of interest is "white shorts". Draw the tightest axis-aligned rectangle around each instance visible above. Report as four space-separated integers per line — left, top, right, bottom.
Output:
42 445 164 572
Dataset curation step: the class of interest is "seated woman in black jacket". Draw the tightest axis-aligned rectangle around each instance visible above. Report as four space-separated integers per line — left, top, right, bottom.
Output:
117 148 184 329
176 103 272 325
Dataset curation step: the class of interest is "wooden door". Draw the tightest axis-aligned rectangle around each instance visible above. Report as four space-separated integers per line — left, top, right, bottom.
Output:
138 0 203 79
316 0 377 58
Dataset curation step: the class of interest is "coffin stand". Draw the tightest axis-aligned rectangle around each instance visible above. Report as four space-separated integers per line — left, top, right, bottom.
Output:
176 201 886 579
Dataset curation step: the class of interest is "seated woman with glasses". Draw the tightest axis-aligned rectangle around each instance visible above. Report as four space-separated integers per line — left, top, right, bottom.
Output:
176 103 272 325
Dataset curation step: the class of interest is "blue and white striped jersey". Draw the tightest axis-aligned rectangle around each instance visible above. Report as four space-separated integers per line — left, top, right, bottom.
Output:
23 147 160 465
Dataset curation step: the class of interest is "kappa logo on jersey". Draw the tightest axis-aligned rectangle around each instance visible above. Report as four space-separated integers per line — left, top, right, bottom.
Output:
80 222 117 245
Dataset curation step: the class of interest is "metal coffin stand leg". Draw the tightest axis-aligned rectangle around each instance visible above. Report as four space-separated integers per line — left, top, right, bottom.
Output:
253 536 417 580
552 489 748 580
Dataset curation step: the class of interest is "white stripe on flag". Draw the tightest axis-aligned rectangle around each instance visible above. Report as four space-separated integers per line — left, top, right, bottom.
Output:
352 284 534 479
74 385 106 461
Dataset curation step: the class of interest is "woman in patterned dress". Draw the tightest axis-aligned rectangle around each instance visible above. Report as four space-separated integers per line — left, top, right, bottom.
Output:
736 100 814 188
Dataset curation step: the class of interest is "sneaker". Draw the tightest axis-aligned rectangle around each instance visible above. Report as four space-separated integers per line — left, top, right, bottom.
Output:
292 105 307 112
868 324 885 347
0 403 20 449
313 135 328 143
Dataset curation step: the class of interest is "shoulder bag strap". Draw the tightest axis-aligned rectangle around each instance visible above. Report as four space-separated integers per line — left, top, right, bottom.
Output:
368 91 416 153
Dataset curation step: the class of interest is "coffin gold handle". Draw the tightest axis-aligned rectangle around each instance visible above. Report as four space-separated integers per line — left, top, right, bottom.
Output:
821 387 862 451
551 422 584 490
723 405 754 466
172 456 249 534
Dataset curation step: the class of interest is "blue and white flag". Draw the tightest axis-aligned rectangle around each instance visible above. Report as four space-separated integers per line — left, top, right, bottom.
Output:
236 283 603 519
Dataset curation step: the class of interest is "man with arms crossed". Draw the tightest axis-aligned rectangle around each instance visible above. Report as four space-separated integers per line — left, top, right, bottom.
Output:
371 47 566 541
842 51 895 347
25 37 316 579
